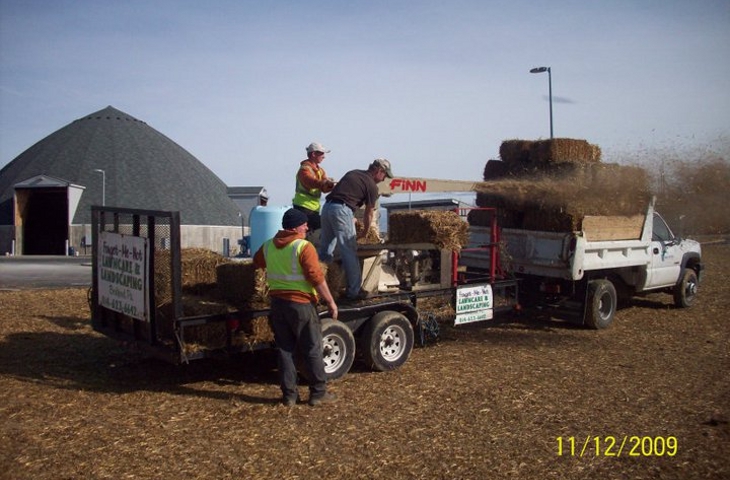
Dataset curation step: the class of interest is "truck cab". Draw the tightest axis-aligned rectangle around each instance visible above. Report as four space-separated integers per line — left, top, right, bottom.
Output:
646 212 701 289
644 212 702 308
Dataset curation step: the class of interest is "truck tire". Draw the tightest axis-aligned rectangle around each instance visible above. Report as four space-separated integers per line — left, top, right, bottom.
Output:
673 268 698 308
320 318 356 381
584 279 617 329
359 311 414 372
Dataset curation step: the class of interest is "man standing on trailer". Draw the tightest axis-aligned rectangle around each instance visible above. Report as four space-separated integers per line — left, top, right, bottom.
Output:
318 158 393 301
292 142 337 232
253 208 339 407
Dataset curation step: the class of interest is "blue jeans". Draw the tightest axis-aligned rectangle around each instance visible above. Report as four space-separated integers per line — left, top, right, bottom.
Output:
318 202 361 298
269 297 327 400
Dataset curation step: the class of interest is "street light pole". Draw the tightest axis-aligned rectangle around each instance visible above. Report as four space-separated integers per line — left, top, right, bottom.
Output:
93 169 106 206
530 66 553 139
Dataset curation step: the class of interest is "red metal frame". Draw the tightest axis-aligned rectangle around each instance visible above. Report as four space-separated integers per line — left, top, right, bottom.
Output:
452 206 503 285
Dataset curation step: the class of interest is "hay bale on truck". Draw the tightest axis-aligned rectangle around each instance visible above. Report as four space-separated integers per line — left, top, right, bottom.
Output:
499 138 601 178
472 138 651 233
462 138 702 330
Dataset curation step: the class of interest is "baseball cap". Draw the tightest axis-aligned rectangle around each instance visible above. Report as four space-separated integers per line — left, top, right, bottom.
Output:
306 142 331 154
282 208 308 229
371 158 393 178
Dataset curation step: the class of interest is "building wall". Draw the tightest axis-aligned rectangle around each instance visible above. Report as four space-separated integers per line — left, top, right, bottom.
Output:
2 224 252 257
180 225 250 254
81 224 249 255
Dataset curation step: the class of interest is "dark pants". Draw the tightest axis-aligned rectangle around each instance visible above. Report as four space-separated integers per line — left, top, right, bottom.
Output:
269 297 327 401
292 204 321 231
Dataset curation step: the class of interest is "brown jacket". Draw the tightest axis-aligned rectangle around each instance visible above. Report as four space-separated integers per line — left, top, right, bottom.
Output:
297 159 334 192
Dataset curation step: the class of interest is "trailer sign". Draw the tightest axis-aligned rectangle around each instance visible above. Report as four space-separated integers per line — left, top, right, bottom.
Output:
455 284 493 325
97 231 149 321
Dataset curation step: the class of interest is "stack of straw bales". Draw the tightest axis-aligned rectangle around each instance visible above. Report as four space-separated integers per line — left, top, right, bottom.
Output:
491 138 601 178
155 248 275 350
474 138 652 233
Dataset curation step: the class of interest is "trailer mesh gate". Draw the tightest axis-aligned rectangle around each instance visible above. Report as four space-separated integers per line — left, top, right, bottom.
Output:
90 206 182 360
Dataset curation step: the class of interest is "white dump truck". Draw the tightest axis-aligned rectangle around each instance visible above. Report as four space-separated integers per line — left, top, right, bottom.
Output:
462 201 703 328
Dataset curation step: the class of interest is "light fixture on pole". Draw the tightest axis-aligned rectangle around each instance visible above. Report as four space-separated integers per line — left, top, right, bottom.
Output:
93 169 106 206
530 66 553 139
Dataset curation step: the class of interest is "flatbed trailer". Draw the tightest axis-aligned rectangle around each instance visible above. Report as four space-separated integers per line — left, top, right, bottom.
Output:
90 206 519 379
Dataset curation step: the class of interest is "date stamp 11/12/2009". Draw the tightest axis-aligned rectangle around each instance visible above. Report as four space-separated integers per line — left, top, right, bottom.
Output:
556 436 678 457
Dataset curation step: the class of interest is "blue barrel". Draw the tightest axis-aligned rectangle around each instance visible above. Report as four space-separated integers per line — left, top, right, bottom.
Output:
249 205 289 255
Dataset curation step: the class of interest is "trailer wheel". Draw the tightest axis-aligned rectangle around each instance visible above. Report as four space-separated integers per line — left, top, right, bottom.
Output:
584 279 617 329
359 311 414 372
673 268 698 308
320 318 355 381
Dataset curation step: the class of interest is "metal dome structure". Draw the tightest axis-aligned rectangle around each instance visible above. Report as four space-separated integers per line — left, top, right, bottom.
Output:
0 106 244 255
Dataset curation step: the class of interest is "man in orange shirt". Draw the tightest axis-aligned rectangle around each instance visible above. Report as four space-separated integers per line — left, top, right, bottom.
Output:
253 208 339 407
292 142 337 232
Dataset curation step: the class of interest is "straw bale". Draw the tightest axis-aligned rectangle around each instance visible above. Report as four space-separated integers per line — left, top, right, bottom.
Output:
468 207 526 230
180 248 232 295
356 219 383 244
216 261 269 309
522 207 581 231
324 261 345 300
253 269 270 308
234 316 275 346
163 294 275 352
154 248 233 299
499 139 533 165
529 138 600 167
182 322 228 354
388 210 469 252
483 159 508 180
497 138 602 178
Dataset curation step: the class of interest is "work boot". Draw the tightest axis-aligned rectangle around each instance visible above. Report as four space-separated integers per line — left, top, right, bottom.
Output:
308 392 337 407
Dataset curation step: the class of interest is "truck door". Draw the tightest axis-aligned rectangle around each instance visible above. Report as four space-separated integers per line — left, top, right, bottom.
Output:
646 213 682 288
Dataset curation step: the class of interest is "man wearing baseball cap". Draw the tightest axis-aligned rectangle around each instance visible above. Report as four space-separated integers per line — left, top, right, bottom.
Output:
292 142 337 233
318 158 393 301
253 208 338 407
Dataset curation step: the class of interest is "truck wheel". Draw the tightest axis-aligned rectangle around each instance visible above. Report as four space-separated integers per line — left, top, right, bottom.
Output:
673 268 698 308
359 311 414 372
320 318 355 381
584 279 617 329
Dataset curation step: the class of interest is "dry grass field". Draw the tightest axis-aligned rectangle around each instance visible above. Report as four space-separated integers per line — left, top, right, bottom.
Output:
1 242 728 479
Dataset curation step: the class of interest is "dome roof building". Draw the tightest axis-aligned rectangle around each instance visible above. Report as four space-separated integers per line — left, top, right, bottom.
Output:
0 106 248 255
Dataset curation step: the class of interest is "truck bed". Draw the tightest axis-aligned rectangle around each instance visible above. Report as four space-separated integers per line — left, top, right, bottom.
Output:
463 225 652 281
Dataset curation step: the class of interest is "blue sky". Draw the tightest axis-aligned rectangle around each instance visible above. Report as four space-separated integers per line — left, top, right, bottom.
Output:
1 0 729 205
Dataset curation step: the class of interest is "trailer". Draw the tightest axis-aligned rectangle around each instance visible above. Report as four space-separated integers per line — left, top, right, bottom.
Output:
90 206 519 380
